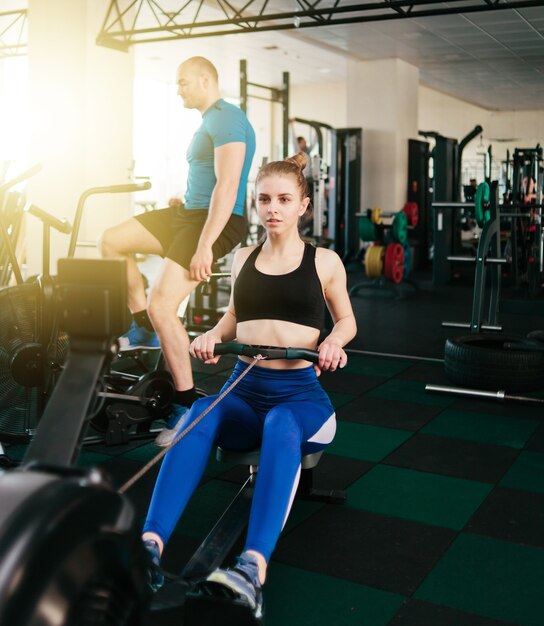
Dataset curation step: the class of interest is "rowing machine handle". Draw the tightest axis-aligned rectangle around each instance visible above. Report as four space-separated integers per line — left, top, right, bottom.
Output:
213 342 319 364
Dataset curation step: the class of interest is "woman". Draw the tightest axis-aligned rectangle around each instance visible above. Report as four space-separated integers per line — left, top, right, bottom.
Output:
142 152 357 617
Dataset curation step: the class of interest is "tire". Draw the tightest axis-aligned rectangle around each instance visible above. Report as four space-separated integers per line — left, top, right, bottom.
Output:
444 334 544 392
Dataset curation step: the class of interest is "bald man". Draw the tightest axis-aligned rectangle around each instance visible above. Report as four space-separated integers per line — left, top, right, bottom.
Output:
99 57 256 446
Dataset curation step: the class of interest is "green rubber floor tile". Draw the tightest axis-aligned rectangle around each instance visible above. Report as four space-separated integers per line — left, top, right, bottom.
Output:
366 379 453 407
328 421 412 462
422 409 539 449
203 454 236 477
500 451 544 494
328 391 357 408
344 354 415 378
124 442 163 462
266 562 404 626
77 450 111 467
348 465 492 529
415 533 544 626
0 444 28 462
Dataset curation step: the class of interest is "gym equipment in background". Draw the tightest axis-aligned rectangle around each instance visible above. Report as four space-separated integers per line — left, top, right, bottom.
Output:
349 203 419 298
0 181 150 447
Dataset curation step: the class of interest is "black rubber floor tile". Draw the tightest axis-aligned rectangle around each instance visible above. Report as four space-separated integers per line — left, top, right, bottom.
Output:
274 506 455 596
526 421 544 453
383 434 519 483
99 456 160 517
218 453 372 492
389 598 517 626
397 360 449 384
466 487 544 548
336 395 443 431
449 396 544 422
304 453 373 490
319 370 386 395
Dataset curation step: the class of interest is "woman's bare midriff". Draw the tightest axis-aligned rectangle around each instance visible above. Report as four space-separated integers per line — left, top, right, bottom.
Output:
236 319 320 369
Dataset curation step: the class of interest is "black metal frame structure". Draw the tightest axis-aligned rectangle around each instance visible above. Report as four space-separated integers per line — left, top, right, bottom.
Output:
96 0 544 50
240 59 289 158
3 2 542 58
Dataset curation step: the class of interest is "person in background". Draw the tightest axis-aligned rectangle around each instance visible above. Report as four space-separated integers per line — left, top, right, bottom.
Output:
99 56 256 447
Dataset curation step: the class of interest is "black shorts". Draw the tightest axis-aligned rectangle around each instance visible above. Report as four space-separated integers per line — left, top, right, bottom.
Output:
135 206 247 270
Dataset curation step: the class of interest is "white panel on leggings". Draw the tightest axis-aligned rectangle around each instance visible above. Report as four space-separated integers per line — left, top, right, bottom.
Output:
307 413 336 445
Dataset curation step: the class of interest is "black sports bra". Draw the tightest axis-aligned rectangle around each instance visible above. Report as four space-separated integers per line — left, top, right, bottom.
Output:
233 242 326 330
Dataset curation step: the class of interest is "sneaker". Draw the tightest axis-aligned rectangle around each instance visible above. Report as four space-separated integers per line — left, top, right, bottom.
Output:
154 403 190 447
118 321 160 351
143 539 164 593
206 552 263 618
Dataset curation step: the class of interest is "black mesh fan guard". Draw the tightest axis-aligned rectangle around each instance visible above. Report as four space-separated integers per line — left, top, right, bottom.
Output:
0 283 69 442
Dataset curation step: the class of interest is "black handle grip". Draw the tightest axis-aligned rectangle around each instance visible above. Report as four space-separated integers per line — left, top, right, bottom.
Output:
213 342 319 363
25 203 72 234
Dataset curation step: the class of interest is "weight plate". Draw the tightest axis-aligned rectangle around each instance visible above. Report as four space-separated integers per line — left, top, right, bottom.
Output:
474 182 490 228
402 202 419 227
365 246 385 278
384 243 405 283
371 207 382 225
391 211 408 244
358 216 377 242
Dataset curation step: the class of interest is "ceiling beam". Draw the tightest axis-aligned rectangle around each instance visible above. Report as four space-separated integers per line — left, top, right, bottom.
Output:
96 0 544 48
0 9 27 58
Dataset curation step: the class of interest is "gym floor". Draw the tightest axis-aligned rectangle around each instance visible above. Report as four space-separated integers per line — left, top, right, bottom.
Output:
6 263 544 625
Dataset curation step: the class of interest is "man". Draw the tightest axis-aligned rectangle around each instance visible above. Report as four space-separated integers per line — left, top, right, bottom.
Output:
99 57 256 446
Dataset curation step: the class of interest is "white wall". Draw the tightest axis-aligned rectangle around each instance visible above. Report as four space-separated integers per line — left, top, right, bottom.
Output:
26 0 135 276
418 84 544 185
290 81 347 130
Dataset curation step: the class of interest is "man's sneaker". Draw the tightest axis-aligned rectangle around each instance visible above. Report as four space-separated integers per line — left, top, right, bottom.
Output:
118 321 160 351
206 552 263 618
154 403 190 447
143 539 164 593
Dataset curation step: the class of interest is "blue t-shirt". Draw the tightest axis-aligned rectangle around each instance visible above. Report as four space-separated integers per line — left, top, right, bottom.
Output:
185 99 256 217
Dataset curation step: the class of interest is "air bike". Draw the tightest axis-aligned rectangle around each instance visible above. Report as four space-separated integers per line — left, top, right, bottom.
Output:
0 258 345 626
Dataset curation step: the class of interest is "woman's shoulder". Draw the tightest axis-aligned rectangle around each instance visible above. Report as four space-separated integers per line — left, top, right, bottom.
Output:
232 244 258 274
314 245 345 280
314 245 342 266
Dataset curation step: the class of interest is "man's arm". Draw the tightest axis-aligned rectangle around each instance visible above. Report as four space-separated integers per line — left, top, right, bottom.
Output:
189 141 246 281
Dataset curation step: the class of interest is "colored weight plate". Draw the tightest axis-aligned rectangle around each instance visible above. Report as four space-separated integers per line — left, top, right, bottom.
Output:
384 243 405 284
371 207 382 225
358 216 377 242
474 182 490 228
365 245 385 278
402 242 412 279
402 202 419 227
391 211 408 244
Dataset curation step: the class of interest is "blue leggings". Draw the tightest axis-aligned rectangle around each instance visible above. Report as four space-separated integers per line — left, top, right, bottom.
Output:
143 360 336 562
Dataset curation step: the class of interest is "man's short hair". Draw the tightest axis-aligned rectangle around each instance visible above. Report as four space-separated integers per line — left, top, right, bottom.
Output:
183 56 218 82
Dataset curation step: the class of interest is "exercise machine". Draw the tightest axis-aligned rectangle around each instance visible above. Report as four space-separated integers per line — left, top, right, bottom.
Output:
0 181 151 449
0 259 345 625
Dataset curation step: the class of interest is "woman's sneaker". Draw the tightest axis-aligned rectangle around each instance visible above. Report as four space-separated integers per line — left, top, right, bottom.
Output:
154 403 190 447
206 552 263 618
143 539 164 593
118 321 160 351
